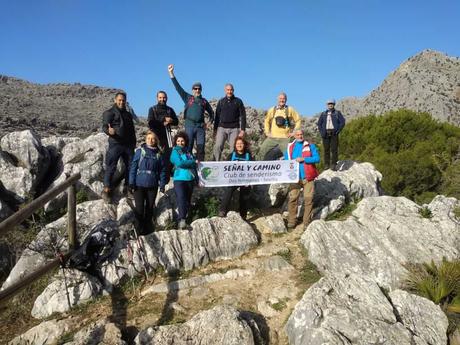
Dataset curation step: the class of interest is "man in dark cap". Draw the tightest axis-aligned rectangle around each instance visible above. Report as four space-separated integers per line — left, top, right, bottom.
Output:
317 99 346 170
168 64 214 161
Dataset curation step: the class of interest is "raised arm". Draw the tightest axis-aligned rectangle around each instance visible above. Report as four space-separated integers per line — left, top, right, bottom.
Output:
168 64 189 103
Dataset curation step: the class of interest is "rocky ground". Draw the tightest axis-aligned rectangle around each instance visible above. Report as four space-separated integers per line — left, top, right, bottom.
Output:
1 128 458 344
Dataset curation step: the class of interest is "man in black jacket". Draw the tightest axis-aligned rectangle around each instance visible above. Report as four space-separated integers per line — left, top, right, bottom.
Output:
317 99 346 171
102 92 136 202
148 90 178 183
147 90 178 149
213 83 246 161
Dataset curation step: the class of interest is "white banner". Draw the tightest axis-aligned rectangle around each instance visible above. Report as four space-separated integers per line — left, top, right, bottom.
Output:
197 160 299 187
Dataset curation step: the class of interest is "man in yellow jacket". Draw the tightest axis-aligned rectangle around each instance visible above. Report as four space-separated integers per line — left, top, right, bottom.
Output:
257 92 302 160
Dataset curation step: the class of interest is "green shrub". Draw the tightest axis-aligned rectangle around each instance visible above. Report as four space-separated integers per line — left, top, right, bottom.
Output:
340 110 460 202
454 206 460 220
418 206 433 219
190 196 219 220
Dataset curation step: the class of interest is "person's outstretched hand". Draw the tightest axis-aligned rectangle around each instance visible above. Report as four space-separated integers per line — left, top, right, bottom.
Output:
168 64 175 77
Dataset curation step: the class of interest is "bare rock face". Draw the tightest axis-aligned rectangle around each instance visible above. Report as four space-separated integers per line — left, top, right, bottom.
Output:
313 160 383 218
102 211 259 288
8 319 72 345
301 195 460 289
0 75 118 138
31 269 103 319
285 274 448 345
62 319 127 345
44 133 109 212
334 50 460 125
0 130 50 183
0 150 34 202
134 305 263 345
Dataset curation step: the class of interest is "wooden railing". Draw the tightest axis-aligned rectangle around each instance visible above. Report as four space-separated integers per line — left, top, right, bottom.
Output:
0 173 81 305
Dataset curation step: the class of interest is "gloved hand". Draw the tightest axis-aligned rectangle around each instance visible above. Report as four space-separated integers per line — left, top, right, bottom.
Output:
159 186 165 194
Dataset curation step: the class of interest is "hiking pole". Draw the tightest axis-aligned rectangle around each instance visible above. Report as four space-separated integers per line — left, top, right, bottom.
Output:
166 124 173 148
57 252 72 310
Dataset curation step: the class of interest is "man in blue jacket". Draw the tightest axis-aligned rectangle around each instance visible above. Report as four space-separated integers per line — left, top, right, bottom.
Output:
317 99 345 171
284 130 320 229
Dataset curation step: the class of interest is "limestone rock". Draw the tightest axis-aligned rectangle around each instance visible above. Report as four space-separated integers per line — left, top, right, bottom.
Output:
102 211 258 288
0 130 50 187
313 160 383 219
31 269 103 319
44 133 109 212
0 151 34 202
257 214 287 234
334 50 460 126
134 305 263 345
389 289 448 345
62 319 126 345
8 319 72 345
302 195 460 288
285 274 447 345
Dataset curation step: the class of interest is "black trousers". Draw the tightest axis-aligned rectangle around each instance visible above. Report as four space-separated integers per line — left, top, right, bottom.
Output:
322 131 339 168
174 180 194 221
133 186 158 235
220 186 251 219
104 143 134 188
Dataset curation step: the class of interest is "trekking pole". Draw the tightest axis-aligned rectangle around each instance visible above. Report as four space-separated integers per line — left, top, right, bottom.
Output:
166 124 173 148
57 252 72 310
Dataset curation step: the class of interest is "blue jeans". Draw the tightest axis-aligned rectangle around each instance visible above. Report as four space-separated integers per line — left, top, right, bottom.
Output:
185 125 206 161
103 143 134 189
174 180 194 221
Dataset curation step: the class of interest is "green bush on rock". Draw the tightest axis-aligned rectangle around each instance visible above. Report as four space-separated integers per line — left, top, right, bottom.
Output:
339 110 460 203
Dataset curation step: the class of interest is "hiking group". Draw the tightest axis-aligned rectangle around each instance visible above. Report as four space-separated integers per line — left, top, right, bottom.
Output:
101 64 346 232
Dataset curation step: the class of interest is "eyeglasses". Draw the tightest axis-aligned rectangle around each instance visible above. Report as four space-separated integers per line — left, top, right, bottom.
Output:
193 87 201 90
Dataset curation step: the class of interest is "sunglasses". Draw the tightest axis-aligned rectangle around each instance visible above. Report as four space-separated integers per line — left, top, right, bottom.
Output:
193 87 201 90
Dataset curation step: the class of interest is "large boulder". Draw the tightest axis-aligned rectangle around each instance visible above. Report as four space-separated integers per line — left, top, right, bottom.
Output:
302 195 460 289
44 133 109 212
0 151 34 202
102 211 259 287
31 269 103 319
2 200 116 290
313 160 383 218
62 319 127 345
285 274 448 345
0 130 50 192
134 305 264 345
8 319 72 345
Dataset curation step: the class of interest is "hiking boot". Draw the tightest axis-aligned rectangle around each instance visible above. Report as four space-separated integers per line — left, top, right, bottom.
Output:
102 187 111 204
178 219 187 230
331 164 337 171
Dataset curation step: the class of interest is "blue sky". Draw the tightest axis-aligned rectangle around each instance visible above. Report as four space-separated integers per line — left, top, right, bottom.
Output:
1 0 458 117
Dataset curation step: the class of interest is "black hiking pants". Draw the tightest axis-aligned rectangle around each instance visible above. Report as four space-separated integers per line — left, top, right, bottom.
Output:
133 186 158 235
322 130 339 169
220 186 251 219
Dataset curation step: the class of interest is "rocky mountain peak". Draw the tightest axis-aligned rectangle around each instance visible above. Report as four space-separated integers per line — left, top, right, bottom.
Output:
336 49 460 125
